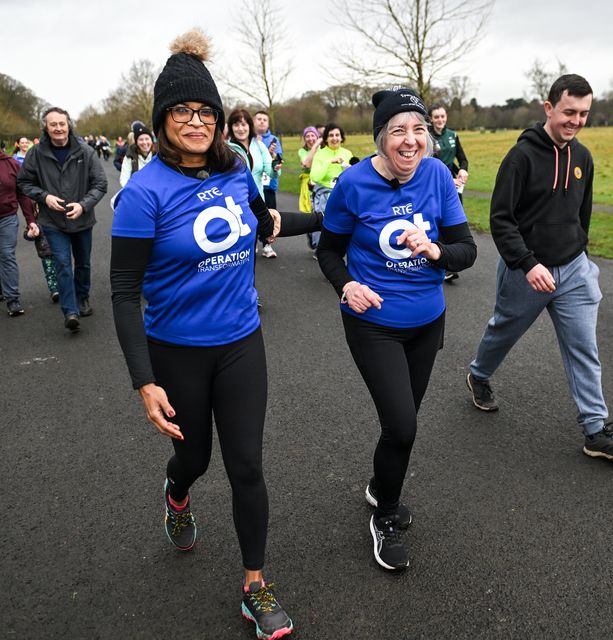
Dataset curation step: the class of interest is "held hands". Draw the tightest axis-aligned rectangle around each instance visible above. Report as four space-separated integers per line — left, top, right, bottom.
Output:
266 208 281 244
526 264 556 293
138 383 184 440
396 228 442 261
26 222 40 239
342 281 383 313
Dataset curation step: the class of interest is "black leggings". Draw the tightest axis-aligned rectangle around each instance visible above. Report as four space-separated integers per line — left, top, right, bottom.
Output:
148 328 269 570
342 311 445 517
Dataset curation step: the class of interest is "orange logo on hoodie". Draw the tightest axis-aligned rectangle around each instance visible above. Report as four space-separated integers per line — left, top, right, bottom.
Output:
574 167 582 180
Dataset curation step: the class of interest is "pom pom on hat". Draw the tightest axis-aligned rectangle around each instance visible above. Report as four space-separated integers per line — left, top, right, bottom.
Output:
372 87 429 141
152 28 224 135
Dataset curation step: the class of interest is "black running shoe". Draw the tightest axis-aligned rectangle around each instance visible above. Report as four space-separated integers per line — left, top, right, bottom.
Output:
365 479 412 528
242 581 293 639
466 372 499 411
583 422 613 461
370 514 409 571
163 479 197 551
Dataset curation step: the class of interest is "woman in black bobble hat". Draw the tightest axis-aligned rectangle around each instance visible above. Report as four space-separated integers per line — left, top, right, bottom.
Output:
111 27 320 639
317 86 477 571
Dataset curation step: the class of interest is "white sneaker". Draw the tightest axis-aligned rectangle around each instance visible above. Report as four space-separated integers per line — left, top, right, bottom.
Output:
261 245 277 259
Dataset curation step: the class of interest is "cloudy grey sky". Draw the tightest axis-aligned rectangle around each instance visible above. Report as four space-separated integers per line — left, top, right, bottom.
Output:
2 0 612 118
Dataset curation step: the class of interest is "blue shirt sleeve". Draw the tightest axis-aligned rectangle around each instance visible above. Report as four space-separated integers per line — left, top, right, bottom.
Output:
322 180 355 234
112 181 158 238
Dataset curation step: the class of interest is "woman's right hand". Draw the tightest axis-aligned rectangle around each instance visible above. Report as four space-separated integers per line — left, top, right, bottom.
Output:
138 383 184 440
342 281 383 313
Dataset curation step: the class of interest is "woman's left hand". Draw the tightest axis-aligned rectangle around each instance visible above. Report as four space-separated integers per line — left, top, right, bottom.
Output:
396 228 441 261
266 208 281 243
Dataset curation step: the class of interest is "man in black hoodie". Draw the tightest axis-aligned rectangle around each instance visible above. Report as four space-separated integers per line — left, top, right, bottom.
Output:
466 74 611 461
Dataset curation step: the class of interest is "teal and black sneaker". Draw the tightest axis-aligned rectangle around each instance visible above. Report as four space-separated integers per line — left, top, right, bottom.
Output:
242 581 293 639
163 479 197 551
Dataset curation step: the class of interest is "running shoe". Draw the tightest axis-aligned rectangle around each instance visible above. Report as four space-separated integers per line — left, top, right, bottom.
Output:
466 372 499 411
163 479 197 551
370 514 409 571
583 422 613 461
261 245 277 259
242 581 293 639
365 479 412 528
444 271 459 282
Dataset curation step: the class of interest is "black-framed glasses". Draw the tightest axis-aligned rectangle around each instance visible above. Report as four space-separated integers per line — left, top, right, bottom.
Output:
167 106 219 125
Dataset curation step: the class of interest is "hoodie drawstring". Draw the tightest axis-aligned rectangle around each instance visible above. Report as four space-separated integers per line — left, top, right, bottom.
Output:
551 145 571 195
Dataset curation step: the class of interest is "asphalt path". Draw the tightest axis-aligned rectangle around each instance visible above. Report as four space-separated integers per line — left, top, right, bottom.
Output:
1 162 612 640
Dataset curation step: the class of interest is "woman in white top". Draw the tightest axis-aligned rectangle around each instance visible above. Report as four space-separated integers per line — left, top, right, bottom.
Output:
119 124 156 187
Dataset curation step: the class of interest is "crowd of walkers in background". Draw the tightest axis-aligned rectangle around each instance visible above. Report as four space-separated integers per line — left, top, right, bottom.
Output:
1 31 611 638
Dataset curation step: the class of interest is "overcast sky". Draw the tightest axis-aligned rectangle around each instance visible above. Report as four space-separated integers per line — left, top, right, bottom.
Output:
2 0 612 119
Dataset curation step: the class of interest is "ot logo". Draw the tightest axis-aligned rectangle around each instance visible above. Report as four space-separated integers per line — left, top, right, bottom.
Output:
193 196 251 253
379 214 431 260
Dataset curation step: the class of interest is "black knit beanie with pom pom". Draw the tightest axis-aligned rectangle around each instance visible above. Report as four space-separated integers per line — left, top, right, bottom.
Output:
152 28 224 135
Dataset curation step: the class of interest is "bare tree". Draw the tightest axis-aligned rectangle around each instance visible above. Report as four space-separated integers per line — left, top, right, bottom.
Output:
334 0 493 103
120 59 158 124
525 58 568 101
218 0 292 125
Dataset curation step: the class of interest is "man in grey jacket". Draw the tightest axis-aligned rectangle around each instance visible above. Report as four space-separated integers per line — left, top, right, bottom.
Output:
18 107 107 332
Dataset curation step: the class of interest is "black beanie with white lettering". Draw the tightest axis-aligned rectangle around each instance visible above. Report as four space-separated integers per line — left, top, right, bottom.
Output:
372 87 429 141
152 28 224 136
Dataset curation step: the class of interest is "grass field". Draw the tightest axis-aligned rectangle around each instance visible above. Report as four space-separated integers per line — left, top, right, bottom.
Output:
278 127 613 258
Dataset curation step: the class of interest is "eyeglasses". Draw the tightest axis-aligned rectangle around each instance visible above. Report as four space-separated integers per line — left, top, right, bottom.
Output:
167 106 219 125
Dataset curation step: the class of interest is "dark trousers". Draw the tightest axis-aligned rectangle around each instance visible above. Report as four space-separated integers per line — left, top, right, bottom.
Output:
148 328 269 570
342 311 445 516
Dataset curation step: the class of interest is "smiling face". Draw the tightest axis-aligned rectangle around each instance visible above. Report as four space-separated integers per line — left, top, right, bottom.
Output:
164 101 215 166
304 131 318 149
231 117 250 143
136 134 153 156
543 90 592 147
18 137 29 153
45 111 70 147
381 112 428 181
430 107 447 135
326 128 342 150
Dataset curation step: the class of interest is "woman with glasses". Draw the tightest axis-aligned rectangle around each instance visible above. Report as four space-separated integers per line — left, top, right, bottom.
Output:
317 88 476 571
110 29 318 639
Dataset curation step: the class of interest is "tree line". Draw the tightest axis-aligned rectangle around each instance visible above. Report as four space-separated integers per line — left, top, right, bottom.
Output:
2 0 612 141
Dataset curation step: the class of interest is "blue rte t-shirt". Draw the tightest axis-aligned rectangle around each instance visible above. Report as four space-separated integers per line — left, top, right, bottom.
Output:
112 156 262 346
324 156 467 328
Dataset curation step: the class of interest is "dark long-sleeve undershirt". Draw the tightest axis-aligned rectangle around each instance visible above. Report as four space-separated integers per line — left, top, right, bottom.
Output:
316 221 477 297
